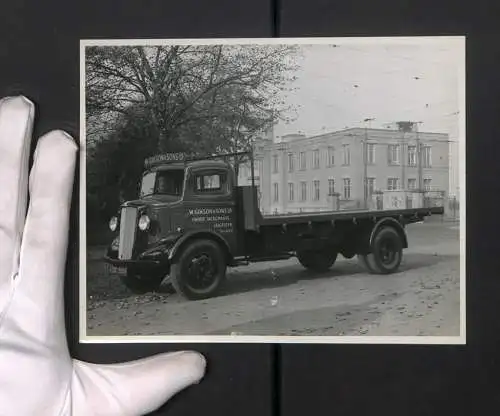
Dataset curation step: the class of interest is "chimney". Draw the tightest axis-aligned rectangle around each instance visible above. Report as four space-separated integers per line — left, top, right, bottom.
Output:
396 121 415 132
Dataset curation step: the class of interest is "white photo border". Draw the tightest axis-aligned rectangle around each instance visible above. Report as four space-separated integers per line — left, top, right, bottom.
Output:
79 36 466 345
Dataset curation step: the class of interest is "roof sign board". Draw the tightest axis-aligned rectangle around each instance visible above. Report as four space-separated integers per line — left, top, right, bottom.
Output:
144 151 254 169
144 152 195 169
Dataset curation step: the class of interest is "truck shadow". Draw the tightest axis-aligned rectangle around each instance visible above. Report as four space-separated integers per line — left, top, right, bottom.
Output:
86 251 457 304
219 252 457 298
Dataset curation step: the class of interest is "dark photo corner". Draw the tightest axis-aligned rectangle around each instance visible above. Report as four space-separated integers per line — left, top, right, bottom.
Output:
1 1 500 416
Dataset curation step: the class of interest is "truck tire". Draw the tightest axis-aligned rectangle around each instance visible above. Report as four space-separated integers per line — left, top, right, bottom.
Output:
170 239 227 300
120 268 165 294
297 248 338 273
363 226 403 274
357 254 376 273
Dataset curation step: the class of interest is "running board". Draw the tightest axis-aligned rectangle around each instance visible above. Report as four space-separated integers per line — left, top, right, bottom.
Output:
230 253 294 267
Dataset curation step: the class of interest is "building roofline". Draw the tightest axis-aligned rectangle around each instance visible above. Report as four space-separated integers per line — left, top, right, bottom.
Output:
306 126 448 139
270 126 448 147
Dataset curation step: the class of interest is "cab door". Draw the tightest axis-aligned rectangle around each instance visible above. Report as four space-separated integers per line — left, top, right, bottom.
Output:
181 165 239 254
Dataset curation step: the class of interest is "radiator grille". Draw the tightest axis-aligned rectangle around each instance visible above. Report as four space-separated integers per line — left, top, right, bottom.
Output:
118 207 138 260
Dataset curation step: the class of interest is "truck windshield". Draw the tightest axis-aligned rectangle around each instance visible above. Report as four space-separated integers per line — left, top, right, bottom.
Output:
140 169 185 197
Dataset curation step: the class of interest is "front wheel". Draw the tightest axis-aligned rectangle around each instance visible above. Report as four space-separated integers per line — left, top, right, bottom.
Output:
170 239 227 300
359 226 403 274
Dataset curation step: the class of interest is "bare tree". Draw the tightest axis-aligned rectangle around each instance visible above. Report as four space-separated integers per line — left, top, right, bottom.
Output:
85 44 300 152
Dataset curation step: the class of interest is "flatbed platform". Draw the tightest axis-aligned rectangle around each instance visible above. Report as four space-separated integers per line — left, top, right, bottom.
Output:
258 206 444 226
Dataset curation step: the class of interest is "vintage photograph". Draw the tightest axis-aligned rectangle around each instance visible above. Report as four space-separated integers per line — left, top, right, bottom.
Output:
80 37 465 343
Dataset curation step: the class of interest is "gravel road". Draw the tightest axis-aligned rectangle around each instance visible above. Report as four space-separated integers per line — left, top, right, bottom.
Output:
85 219 461 338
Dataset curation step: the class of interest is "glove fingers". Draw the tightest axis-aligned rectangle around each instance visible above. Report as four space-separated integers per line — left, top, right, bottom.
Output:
72 351 206 416
15 130 77 342
0 97 34 294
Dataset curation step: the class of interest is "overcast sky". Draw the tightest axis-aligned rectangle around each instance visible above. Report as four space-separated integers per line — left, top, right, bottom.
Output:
274 38 464 142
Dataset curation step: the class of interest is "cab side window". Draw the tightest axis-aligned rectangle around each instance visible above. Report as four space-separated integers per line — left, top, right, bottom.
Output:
194 171 228 195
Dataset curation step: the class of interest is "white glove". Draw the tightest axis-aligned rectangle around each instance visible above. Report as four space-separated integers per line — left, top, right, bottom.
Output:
0 96 206 416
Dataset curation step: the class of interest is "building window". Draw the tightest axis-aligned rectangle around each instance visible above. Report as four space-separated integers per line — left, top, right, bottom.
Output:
408 178 417 190
288 153 294 172
423 178 432 191
328 147 335 166
258 159 263 171
342 144 350 165
387 177 400 191
253 160 261 180
313 149 320 169
252 160 260 179
288 182 294 201
408 145 417 167
272 155 279 173
367 177 375 196
422 146 432 167
300 181 307 201
328 178 335 195
388 144 400 165
273 182 279 202
367 143 375 164
299 151 307 170
313 180 320 201
343 178 351 200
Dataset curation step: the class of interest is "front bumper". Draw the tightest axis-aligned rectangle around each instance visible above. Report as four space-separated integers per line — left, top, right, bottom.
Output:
103 255 160 267
103 235 180 269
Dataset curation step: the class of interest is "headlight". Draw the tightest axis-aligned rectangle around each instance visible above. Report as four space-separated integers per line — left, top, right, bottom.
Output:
138 214 151 231
109 216 118 231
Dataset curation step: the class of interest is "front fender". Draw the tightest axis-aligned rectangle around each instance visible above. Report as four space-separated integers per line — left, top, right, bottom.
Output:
137 233 182 262
105 235 120 258
167 230 231 262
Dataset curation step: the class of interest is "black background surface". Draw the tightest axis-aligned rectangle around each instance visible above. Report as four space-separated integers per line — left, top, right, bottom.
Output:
1 1 499 415
279 3 500 415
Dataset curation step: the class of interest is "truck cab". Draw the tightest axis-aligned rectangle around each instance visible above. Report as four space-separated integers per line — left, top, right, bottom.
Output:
104 152 254 299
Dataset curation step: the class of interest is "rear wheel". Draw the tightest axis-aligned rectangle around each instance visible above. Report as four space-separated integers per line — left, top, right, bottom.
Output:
170 239 227 300
297 248 338 272
120 268 166 294
360 226 403 274
358 254 376 273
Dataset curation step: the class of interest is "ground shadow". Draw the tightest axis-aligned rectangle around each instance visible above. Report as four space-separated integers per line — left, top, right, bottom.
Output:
86 249 457 306
217 252 455 298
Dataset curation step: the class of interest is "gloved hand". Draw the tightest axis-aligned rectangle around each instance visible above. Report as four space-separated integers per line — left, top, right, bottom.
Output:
0 96 206 415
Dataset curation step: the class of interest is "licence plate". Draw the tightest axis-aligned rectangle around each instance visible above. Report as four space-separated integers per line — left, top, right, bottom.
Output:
109 265 126 275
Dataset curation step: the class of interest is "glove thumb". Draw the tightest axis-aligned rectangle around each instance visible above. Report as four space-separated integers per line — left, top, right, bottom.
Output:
71 351 206 416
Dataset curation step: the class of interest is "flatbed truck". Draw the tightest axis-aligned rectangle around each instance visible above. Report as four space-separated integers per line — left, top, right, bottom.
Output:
103 151 444 300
